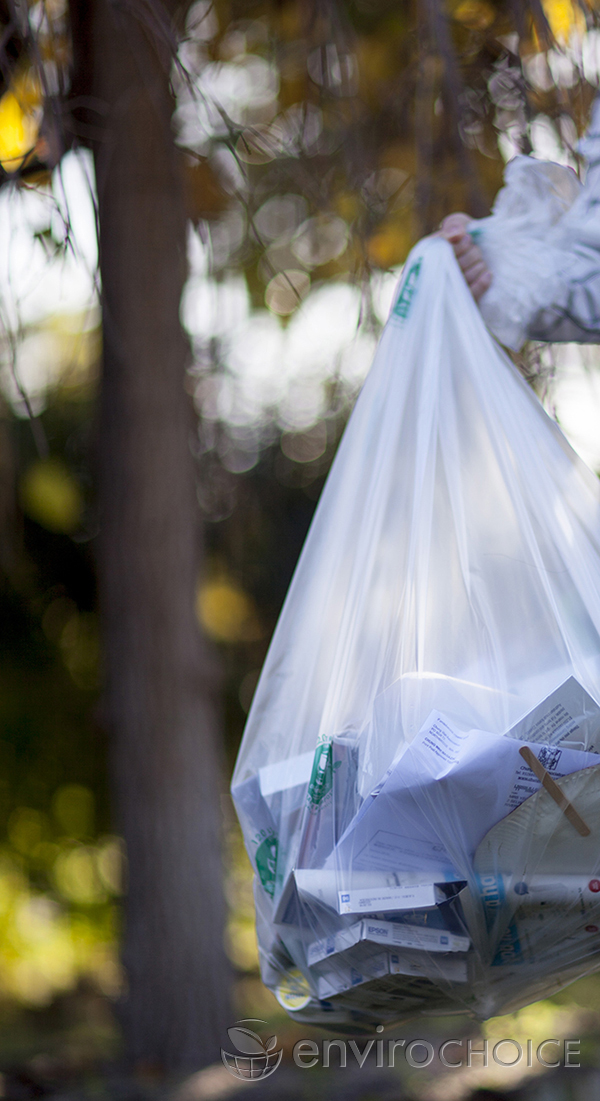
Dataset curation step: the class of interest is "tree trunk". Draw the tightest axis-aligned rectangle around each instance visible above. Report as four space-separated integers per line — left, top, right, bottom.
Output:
87 0 232 1070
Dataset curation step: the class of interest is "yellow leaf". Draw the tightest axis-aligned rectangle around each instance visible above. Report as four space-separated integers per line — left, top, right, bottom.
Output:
336 192 359 222
20 459 83 534
542 0 586 42
0 71 41 171
8 808 49 856
53 846 106 905
367 220 413 268
197 579 264 643
453 0 496 31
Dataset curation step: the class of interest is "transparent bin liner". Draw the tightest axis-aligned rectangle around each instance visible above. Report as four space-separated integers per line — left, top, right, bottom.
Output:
232 230 600 1028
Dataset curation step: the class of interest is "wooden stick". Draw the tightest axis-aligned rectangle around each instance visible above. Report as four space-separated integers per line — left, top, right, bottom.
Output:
519 746 591 837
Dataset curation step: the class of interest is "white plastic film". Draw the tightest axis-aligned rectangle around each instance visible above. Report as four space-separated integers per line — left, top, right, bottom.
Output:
232 233 600 1030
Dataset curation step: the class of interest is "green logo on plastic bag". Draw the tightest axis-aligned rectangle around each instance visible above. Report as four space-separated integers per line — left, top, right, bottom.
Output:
307 742 341 811
392 258 422 321
255 835 278 897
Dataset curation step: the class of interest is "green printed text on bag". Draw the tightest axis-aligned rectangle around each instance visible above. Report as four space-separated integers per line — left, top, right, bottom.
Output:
307 742 341 811
392 258 422 321
255 834 278 897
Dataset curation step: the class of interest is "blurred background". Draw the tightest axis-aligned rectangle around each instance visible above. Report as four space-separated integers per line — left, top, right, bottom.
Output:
1 0 600 1097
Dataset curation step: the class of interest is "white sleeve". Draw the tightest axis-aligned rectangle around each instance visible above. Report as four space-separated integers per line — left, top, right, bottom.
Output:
528 275 600 344
471 97 600 350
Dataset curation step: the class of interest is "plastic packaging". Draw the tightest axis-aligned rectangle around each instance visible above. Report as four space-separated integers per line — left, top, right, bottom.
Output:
232 229 600 1030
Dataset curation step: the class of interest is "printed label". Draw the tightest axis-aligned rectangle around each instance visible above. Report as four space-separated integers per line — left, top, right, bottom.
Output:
392 259 422 321
477 872 506 928
506 676 600 751
255 834 278 898
276 969 312 1011
492 920 522 966
307 742 341 811
338 882 440 914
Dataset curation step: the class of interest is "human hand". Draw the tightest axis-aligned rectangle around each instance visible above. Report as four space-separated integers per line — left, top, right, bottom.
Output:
440 213 492 301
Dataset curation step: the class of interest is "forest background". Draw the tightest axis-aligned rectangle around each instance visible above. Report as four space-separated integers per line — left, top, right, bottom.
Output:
1 0 600 1096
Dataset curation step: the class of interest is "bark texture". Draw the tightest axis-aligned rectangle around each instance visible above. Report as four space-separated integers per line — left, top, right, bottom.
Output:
84 0 232 1069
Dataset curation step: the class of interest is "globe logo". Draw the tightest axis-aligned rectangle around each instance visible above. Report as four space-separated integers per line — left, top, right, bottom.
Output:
221 1019 283 1081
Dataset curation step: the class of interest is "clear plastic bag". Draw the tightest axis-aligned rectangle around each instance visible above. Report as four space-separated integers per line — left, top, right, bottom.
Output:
232 231 600 1030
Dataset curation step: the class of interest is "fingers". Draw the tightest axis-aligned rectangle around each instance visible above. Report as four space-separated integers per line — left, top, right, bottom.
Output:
461 251 492 298
459 246 492 298
462 257 487 283
440 212 492 299
440 213 470 243
454 237 480 265
470 270 492 301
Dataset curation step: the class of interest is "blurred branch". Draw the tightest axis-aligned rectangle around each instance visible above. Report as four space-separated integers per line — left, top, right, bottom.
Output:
427 0 488 219
0 307 49 459
415 2 435 236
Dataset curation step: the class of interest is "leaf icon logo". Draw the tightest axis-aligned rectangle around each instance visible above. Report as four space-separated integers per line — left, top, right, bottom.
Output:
221 1019 283 1081
227 1026 266 1055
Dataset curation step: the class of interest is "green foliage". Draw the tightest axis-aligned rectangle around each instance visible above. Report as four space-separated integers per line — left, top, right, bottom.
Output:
0 354 124 1008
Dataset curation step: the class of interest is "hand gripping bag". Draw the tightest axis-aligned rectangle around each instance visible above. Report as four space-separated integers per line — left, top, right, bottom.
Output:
232 233 600 1031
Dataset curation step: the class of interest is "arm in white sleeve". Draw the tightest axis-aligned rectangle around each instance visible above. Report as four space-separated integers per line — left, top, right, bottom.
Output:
472 96 600 350
527 264 600 344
